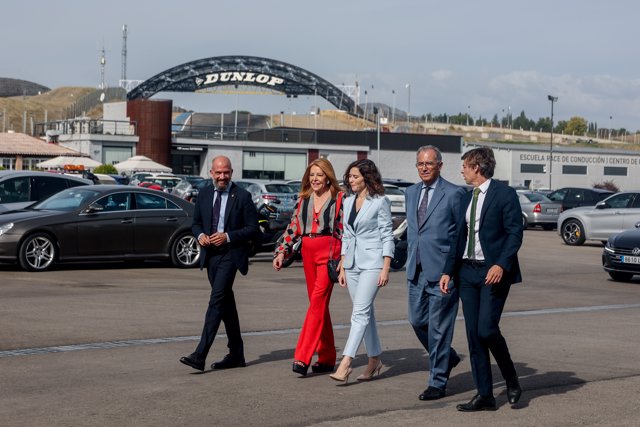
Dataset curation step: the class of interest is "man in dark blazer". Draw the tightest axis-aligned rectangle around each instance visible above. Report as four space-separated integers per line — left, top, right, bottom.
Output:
180 156 258 372
405 145 465 401
440 146 523 411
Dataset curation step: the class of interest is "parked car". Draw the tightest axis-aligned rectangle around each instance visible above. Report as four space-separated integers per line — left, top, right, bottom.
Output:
172 178 211 203
0 171 91 213
383 179 413 192
517 190 561 230
384 184 406 215
0 185 200 271
235 179 297 228
143 176 183 193
285 179 302 193
602 221 640 281
558 191 640 246
128 172 154 186
547 187 614 211
176 174 205 185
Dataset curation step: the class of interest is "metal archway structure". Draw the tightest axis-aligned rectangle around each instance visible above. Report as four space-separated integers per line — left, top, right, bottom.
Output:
127 55 360 115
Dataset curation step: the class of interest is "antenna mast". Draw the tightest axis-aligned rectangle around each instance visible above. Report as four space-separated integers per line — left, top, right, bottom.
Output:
99 45 106 90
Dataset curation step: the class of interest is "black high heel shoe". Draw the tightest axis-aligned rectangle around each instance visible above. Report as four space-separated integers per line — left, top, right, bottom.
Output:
311 362 335 374
292 360 309 376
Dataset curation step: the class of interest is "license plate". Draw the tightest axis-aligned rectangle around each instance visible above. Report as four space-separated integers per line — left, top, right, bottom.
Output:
546 208 558 213
622 256 640 264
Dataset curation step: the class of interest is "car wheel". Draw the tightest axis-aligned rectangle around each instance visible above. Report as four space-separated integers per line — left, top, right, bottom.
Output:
522 216 529 229
19 233 57 272
608 271 634 282
561 219 586 246
171 233 201 268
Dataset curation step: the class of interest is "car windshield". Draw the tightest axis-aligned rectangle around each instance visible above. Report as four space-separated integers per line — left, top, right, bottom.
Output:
265 184 296 193
32 188 101 211
523 193 550 202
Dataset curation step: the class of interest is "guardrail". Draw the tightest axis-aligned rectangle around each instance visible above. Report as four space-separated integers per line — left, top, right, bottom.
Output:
34 119 137 137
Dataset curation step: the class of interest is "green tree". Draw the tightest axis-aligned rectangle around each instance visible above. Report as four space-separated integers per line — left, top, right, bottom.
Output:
491 114 499 127
564 116 588 136
535 117 552 132
94 164 118 174
512 111 534 130
555 120 568 134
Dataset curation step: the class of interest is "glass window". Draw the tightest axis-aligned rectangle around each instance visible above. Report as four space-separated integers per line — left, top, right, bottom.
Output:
565 189 584 203
520 164 545 173
95 193 131 212
604 166 627 176
33 176 69 200
523 193 547 202
603 193 634 209
562 165 587 175
0 177 30 203
265 184 295 193
35 188 101 211
135 192 179 210
547 189 567 202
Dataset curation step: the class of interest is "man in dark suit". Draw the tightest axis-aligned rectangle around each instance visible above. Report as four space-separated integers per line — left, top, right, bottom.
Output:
440 146 523 411
405 145 465 401
180 156 259 371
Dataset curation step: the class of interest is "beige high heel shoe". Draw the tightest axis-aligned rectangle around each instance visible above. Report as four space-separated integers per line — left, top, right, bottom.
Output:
356 360 383 381
329 367 353 384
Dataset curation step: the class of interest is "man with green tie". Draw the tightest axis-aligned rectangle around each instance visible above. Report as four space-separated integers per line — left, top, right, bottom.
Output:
440 146 524 412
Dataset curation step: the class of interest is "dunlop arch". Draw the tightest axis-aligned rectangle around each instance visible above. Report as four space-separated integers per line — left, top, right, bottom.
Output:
127 55 359 115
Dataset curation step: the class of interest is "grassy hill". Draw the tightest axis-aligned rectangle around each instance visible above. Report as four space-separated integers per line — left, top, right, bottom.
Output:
0 87 94 132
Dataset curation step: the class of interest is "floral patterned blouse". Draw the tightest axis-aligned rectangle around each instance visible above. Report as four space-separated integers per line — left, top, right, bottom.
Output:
274 191 344 256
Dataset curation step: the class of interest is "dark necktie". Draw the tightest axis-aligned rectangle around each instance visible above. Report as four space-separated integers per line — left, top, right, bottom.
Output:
211 190 222 233
466 188 481 258
417 186 430 225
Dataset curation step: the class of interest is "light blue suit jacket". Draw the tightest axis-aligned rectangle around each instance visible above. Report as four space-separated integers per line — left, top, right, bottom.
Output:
405 177 465 282
341 195 395 270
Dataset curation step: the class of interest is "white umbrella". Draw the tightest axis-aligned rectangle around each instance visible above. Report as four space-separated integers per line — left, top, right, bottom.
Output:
37 156 102 169
114 155 172 174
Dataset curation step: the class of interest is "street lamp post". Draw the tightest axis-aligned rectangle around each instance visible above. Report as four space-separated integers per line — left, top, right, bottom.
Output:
466 105 470 126
609 115 613 141
391 90 396 124
405 84 411 129
548 95 558 189
234 85 239 140
374 107 380 164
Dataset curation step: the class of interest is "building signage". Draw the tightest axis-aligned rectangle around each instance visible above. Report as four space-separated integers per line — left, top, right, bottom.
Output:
196 72 285 87
175 146 204 152
519 153 639 166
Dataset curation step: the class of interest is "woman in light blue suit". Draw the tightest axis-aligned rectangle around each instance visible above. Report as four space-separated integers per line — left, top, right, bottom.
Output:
330 159 395 383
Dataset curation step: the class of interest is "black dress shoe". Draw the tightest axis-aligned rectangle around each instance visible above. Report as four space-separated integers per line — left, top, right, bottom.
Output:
179 353 205 371
456 394 497 412
506 378 522 404
311 363 334 374
419 386 446 401
446 353 461 379
292 360 309 376
211 354 246 370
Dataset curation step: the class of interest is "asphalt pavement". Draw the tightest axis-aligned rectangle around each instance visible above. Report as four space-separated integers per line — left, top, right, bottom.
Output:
1 229 639 426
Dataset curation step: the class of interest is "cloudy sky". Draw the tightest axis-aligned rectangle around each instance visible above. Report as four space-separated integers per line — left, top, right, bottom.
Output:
2 0 639 130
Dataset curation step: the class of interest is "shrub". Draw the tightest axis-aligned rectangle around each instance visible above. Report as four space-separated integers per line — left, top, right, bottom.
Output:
94 164 118 174
593 180 619 193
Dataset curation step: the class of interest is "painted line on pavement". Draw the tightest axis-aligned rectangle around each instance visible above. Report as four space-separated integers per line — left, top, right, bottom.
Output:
1 303 639 359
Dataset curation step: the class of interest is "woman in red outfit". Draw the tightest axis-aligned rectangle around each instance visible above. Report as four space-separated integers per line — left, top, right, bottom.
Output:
273 158 344 376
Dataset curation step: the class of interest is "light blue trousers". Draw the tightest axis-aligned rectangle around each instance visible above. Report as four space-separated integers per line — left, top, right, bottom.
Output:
341 267 382 358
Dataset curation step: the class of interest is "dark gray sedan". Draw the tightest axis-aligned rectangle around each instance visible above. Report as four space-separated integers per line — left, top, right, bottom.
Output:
602 222 640 281
0 185 200 271
517 190 562 230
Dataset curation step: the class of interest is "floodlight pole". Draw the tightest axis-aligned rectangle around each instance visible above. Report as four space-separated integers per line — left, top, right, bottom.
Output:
548 95 558 189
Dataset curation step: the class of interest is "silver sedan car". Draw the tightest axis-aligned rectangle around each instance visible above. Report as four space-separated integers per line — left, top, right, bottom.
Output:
518 190 561 230
558 191 640 246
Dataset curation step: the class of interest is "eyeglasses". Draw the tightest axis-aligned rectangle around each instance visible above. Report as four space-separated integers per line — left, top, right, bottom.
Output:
415 161 439 169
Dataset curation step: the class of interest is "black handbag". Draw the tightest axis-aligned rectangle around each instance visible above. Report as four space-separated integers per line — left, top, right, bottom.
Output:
327 192 343 283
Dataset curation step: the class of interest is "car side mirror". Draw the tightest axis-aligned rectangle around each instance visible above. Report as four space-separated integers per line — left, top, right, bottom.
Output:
595 201 608 209
84 203 104 213
635 222 640 229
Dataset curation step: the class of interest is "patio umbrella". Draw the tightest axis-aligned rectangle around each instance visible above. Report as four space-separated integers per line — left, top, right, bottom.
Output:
37 156 102 169
114 155 172 174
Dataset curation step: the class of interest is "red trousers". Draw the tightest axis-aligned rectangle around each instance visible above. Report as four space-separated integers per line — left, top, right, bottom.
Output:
294 235 341 366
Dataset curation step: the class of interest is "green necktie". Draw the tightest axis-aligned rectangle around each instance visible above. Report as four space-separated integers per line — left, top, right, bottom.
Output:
466 188 481 258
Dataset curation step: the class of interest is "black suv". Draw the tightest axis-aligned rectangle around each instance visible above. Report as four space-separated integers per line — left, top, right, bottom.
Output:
547 187 614 211
0 171 91 212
